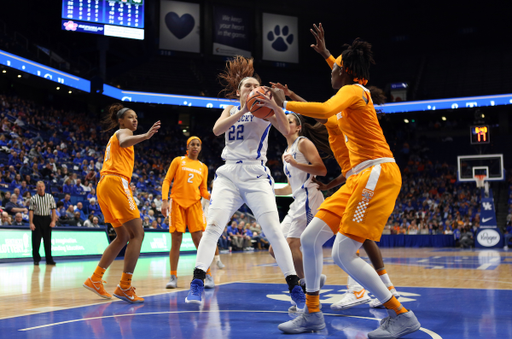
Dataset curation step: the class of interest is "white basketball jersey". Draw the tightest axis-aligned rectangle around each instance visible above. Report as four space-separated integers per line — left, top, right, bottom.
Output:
283 136 317 198
221 106 272 163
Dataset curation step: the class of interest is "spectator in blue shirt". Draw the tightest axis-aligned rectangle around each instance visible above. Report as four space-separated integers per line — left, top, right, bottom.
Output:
63 179 73 194
19 180 29 196
88 197 102 216
136 177 147 192
87 188 97 202
72 179 85 195
60 194 72 210
49 132 60 145
5 194 28 216
74 202 87 220
73 152 83 165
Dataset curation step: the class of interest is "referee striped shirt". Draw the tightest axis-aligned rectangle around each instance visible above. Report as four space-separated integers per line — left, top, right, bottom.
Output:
29 193 56 216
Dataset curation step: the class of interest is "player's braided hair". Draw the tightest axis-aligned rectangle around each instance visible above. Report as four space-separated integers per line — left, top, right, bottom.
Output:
218 56 261 99
291 114 333 159
341 38 375 83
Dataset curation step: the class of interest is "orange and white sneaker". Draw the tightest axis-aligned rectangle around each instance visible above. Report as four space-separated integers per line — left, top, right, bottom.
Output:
83 277 112 299
330 286 371 311
113 285 144 303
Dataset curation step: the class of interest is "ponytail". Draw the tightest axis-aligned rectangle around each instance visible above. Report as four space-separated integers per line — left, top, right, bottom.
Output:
218 56 261 99
102 103 129 132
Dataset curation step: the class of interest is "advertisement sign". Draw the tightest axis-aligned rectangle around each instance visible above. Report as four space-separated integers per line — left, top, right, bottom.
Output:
159 1 200 53
476 229 502 248
140 231 196 253
0 229 109 260
262 13 298 63
0 49 91 92
213 6 252 57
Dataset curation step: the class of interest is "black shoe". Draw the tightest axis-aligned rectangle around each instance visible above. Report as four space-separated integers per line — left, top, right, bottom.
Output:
34 261 39 266
47 261 56 265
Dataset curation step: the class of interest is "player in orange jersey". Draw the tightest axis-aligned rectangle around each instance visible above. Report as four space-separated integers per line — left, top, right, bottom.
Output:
276 25 420 338
83 103 160 303
161 136 214 289
271 80 400 311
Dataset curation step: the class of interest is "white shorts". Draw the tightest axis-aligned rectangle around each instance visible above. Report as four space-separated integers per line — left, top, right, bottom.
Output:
208 161 277 228
281 188 324 238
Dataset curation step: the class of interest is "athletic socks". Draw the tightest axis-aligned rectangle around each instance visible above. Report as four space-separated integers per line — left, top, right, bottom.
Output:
120 272 133 289
193 268 206 281
206 268 212 276
306 294 321 313
92 266 106 282
215 255 220 263
377 269 395 290
170 270 177 277
383 296 408 315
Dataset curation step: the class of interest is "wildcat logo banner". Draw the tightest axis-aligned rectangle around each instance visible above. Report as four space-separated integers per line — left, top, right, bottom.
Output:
160 1 200 53
262 13 298 63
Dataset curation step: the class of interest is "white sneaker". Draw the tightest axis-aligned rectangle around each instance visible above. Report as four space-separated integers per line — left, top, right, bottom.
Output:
368 309 421 338
370 288 400 308
278 308 326 334
216 260 225 269
331 287 371 310
319 274 327 288
165 275 177 289
204 274 215 289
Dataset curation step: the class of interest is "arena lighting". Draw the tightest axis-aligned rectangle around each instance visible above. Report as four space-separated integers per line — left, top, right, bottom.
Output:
68 90 72 94
0 49 90 92
404 119 409 123
17 74 21 78
1 70 5 73
56 87 60 90
442 116 447 121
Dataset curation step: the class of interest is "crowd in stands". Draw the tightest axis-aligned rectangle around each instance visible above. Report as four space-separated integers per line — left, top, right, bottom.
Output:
1 92 511 251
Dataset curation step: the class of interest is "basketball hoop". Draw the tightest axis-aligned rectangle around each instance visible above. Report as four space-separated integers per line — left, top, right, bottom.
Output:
474 174 486 188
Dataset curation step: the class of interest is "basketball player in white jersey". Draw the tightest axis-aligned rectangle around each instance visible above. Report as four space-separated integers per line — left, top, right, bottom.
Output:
272 112 332 309
186 56 306 310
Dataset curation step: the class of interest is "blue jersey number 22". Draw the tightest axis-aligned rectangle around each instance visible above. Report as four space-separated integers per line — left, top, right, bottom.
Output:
228 125 244 140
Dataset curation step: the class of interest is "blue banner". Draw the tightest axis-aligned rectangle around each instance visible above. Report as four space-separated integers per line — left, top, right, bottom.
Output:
213 6 252 57
480 196 498 228
0 49 91 93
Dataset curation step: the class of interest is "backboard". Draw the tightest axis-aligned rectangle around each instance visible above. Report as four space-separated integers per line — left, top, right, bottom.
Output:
457 154 504 182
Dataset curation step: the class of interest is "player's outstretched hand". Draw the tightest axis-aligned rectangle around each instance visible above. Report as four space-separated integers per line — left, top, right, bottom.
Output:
269 82 293 98
145 121 161 140
269 87 286 108
310 23 330 59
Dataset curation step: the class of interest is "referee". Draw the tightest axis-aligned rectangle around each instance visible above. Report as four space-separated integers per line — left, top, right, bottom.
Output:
29 181 57 265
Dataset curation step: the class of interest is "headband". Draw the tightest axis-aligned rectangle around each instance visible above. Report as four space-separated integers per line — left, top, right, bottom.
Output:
334 54 368 86
117 107 131 119
289 112 301 126
187 136 202 147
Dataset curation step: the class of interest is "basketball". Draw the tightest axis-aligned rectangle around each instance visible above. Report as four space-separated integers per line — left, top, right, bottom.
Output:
246 86 275 119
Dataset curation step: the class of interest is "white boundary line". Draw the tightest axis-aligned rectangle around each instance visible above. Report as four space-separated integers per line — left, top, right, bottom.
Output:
16 309 442 338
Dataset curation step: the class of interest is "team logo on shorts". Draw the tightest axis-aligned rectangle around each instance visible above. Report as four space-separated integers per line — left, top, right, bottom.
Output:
353 189 374 223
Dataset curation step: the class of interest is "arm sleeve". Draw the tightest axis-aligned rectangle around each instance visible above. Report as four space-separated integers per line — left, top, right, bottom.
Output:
285 86 360 119
161 158 179 200
199 164 211 200
325 55 335 70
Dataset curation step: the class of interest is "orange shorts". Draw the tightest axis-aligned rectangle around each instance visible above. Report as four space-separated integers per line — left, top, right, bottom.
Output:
170 199 206 233
97 175 140 227
316 162 401 242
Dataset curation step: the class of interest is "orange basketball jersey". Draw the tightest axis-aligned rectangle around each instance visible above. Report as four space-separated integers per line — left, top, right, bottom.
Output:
324 116 351 177
286 85 393 169
100 131 134 180
162 156 210 208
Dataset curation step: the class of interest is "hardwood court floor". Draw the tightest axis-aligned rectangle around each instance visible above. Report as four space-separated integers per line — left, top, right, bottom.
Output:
1 247 511 321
